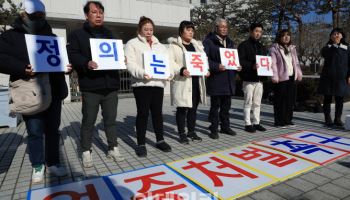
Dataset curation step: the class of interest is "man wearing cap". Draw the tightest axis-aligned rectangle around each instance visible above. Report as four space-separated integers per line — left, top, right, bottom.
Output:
67 1 123 168
0 0 71 183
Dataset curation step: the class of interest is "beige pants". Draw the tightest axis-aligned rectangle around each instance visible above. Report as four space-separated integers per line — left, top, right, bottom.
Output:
243 81 263 126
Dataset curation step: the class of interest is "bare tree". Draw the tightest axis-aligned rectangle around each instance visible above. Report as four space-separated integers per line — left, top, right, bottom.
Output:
315 0 350 28
0 0 19 33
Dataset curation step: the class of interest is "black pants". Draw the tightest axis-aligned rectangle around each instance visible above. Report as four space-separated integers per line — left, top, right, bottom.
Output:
208 95 231 131
133 87 165 145
273 77 295 126
23 99 62 167
176 89 200 134
323 95 344 119
81 90 119 152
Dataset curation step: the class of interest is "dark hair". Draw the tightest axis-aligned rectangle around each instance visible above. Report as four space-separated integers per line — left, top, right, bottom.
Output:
327 27 348 45
249 23 264 32
83 1 104 14
178 20 195 36
275 29 292 54
138 16 155 33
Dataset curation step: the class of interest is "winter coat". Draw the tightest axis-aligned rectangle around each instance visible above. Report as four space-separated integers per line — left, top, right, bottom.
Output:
203 32 237 96
67 22 120 92
317 43 350 96
269 43 303 83
125 34 168 88
168 36 207 107
0 17 68 100
238 37 268 82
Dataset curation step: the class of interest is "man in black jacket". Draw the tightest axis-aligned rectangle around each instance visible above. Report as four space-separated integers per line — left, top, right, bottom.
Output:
67 1 123 168
0 0 69 183
238 23 268 133
203 18 239 139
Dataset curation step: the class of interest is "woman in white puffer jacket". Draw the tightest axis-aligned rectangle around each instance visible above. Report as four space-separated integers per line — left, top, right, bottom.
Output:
168 21 210 144
125 16 172 157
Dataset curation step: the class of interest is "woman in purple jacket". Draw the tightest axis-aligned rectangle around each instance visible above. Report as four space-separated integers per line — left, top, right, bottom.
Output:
270 29 303 127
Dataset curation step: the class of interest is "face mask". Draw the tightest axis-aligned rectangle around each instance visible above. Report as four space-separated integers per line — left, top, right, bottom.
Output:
22 17 46 34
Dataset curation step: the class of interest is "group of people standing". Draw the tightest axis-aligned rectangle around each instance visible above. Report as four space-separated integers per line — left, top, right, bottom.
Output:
0 0 349 184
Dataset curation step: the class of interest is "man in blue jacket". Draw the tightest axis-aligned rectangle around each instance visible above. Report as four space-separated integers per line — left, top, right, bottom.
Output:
67 1 124 168
203 18 239 139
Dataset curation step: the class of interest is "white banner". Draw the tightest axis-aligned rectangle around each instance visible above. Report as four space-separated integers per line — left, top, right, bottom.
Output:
254 137 348 165
284 131 350 152
90 38 126 70
28 178 115 200
25 34 69 72
220 48 240 70
184 52 209 76
143 51 170 79
107 165 212 200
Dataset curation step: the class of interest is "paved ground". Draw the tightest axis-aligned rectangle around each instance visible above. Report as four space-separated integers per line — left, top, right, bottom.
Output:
0 96 349 200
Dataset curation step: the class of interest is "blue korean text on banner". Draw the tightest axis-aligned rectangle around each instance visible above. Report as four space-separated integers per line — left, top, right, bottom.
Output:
99 42 118 61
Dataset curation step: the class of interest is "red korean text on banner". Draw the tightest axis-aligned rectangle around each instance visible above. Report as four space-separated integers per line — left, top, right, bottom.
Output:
124 171 186 200
43 184 99 200
182 156 258 187
190 54 204 72
224 50 238 67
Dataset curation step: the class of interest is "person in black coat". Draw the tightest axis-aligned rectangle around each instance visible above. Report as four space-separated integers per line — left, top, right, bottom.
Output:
203 18 240 139
0 0 69 183
67 1 124 168
318 28 350 127
238 23 268 133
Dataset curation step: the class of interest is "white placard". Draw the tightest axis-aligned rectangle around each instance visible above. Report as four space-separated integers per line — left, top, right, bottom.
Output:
25 34 69 72
254 137 348 165
167 153 276 199
106 165 212 200
215 144 318 181
90 38 126 70
28 178 115 200
220 48 240 70
284 131 350 152
143 51 170 79
256 55 273 76
184 52 209 76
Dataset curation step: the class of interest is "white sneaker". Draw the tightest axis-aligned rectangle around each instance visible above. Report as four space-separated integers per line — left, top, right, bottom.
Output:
107 146 124 162
82 150 93 168
32 164 45 183
48 165 67 177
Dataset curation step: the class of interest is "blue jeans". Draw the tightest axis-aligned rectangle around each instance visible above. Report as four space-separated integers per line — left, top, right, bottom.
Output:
23 99 62 167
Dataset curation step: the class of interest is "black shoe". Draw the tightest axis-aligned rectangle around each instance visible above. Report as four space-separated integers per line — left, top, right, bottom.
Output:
245 125 256 133
179 134 189 144
135 145 147 157
334 118 344 127
156 141 172 152
187 132 202 142
254 124 266 131
220 128 237 136
209 131 219 139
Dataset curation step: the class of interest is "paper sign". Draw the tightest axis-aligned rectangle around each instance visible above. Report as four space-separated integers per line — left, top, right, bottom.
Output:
254 137 348 165
28 178 115 200
106 165 213 200
215 144 318 181
185 52 209 76
25 34 69 72
167 153 276 200
256 55 273 76
143 51 170 79
90 38 126 70
284 131 350 152
220 48 240 70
